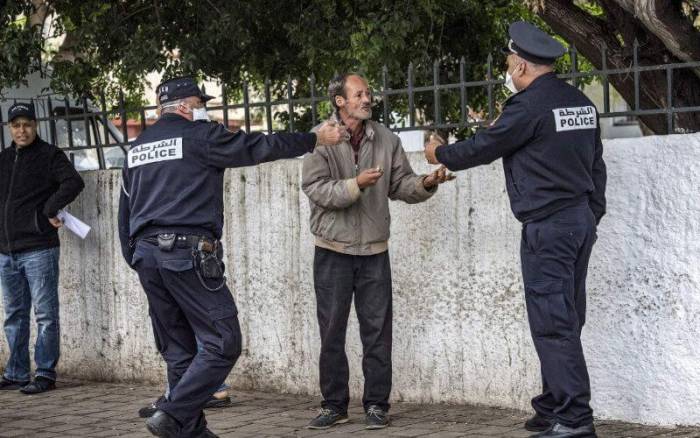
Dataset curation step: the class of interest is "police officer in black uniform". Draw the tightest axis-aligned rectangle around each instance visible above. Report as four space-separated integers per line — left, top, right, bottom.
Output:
118 76 346 438
425 22 606 438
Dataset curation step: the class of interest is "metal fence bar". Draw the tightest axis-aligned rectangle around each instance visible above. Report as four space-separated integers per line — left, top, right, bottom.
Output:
287 76 294 133
118 91 128 145
264 79 273 134
221 83 228 129
382 66 390 126
666 66 674 134
310 74 317 126
459 57 467 127
100 93 110 147
570 46 579 88
433 60 441 125
64 97 74 149
408 63 415 128
85 96 105 170
486 54 494 121
243 81 251 132
1 54 699 170
81 96 92 149
601 45 610 113
634 39 640 111
46 96 56 146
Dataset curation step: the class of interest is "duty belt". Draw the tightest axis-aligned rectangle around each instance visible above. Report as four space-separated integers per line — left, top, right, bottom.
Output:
142 234 216 253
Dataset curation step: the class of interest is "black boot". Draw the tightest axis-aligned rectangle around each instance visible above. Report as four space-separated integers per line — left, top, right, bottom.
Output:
525 413 554 432
19 377 55 394
139 395 167 418
0 377 29 390
531 422 597 438
145 410 181 438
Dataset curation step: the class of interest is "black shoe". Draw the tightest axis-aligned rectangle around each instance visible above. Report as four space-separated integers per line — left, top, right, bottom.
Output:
19 377 55 394
139 395 167 418
531 422 597 438
525 413 555 432
204 395 232 409
365 405 389 430
146 409 181 438
0 377 29 390
195 428 219 438
306 408 349 429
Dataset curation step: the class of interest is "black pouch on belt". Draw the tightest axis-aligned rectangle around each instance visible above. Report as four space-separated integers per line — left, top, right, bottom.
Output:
157 233 176 251
198 242 225 279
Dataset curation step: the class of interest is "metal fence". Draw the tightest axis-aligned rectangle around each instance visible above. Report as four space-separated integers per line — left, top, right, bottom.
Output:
1 42 699 170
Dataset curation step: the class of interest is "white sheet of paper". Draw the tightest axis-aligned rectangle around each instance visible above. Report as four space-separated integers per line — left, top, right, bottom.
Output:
56 210 91 239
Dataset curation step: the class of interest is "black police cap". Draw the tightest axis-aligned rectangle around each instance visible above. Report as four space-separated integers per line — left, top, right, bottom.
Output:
501 21 566 65
157 76 214 105
7 102 36 122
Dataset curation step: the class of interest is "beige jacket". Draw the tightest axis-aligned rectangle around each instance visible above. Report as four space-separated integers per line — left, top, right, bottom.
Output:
302 119 436 256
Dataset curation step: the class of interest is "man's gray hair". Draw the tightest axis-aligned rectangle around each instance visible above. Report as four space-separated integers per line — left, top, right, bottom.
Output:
328 74 350 112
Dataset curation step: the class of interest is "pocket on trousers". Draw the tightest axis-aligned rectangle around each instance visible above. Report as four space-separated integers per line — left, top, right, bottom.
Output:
161 259 193 272
208 304 240 360
525 279 571 337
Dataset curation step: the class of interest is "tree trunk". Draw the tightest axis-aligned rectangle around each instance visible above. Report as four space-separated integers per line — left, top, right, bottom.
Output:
535 0 700 134
29 0 49 29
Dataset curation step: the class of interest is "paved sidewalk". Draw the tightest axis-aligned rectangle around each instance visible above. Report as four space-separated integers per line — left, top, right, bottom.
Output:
0 380 698 437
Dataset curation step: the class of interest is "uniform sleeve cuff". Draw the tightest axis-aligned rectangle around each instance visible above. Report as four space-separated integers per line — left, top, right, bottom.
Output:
435 144 448 167
345 178 361 202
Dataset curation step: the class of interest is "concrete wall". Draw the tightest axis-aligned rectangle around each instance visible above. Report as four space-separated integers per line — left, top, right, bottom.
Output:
1 133 699 426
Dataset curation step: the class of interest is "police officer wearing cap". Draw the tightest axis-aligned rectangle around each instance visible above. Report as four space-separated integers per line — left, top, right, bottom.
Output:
118 76 346 438
425 22 606 438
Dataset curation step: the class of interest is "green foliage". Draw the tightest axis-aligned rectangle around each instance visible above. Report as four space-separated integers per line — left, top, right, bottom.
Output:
0 1 585 132
0 1 43 90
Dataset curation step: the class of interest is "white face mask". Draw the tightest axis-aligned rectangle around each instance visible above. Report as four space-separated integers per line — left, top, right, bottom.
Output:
504 62 523 94
191 106 210 121
504 71 518 94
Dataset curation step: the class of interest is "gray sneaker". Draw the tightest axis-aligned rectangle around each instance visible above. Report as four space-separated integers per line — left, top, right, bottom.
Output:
365 405 389 430
306 408 349 429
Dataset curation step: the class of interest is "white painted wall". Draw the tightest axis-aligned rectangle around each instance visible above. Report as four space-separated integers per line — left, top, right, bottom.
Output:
0 133 698 426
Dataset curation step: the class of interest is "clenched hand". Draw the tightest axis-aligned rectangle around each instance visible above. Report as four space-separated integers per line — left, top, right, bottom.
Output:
316 121 350 146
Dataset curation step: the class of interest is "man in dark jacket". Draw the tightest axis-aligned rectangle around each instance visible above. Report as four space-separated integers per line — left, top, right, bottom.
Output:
0 102 85 394
425 22 606 438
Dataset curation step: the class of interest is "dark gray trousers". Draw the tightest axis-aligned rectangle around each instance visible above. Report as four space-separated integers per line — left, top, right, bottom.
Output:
313 247 392 414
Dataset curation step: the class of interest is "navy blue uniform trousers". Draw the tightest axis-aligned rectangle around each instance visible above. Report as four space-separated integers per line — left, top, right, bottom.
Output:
521 201 596 428
132 240 241 436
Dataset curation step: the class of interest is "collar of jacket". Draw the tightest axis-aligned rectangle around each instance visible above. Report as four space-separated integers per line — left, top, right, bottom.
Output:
10 136 42 153
160 113 189 122
525 71 557 92
504 71 557 105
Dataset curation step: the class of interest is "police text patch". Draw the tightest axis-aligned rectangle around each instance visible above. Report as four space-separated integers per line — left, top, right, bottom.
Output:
128 138 183 168
552 106 597 132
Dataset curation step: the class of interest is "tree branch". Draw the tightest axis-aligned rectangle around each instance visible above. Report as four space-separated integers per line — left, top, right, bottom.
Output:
536 0 700 133
612 0 700 62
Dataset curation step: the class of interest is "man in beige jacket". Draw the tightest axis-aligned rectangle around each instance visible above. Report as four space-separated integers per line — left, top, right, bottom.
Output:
302 74 451 431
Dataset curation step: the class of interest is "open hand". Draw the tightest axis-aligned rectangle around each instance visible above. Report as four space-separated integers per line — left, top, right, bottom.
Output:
423 166 455 188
